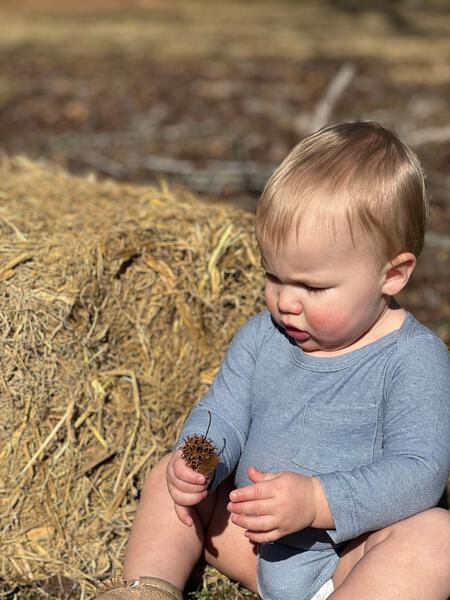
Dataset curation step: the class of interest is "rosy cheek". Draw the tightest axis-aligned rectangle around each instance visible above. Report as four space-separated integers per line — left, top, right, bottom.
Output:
307 306 347 335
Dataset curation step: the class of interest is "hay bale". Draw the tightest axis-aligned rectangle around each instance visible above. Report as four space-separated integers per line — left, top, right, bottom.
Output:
0 157 264 597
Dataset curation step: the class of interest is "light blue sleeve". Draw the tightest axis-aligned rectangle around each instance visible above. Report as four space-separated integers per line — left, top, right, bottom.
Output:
175 311 269 490
317 334 450 544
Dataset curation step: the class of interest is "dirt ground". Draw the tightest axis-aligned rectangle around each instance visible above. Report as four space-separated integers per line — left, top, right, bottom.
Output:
0 1 449 597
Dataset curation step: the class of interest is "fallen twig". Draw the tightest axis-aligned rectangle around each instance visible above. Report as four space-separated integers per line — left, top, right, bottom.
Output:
308 63 356 133
73 151 274 196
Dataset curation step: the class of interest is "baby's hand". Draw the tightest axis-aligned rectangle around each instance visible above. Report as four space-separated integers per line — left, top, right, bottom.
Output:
166 449 209 527
227 466 320 543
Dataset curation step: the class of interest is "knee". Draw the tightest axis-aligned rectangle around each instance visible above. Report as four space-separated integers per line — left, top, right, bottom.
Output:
410 507 450 544
368 507 450 554
418 507 450 550
413 508 450 577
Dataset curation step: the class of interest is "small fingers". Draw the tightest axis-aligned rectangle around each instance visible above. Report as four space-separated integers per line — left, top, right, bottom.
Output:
174 503 194 527
229 483 273 503
171 477 207 494
230 512 274 532
169 487 208 507
172 453 206 486
227 500 273 516
244 529 280 543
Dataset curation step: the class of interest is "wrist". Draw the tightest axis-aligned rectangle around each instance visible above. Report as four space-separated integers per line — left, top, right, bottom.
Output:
310 476 334 529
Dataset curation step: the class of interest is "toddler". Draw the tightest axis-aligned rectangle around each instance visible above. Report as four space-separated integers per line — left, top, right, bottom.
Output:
97 122 450 600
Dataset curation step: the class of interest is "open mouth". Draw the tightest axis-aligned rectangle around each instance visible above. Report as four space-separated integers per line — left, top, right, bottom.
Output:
284 326 310 342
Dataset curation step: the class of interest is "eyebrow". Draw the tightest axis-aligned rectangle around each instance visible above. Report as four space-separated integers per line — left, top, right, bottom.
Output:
263 269 329 288
260 256 331 288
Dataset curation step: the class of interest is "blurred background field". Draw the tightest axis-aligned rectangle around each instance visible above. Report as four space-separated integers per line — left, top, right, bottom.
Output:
0 1 449 598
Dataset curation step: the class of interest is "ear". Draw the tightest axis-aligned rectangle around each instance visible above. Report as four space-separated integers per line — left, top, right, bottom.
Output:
381 252 416 296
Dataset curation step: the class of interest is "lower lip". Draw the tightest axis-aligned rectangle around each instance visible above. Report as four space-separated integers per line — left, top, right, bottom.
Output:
285 327 310 341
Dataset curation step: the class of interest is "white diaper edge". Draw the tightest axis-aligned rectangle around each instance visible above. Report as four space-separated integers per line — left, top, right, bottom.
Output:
309 578 334 600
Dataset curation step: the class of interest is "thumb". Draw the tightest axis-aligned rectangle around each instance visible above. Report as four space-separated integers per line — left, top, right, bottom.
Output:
247 465 276 482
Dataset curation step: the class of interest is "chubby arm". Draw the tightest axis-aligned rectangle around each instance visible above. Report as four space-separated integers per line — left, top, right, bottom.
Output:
317 335 450 544
175 312 271 490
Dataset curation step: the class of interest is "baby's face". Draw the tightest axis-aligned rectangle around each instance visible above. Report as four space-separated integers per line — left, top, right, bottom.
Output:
261 214 389 355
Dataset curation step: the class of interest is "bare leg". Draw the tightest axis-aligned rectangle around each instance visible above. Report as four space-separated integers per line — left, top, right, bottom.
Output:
123 454 257 593
202 471 258 592
123 454 213 588
331 508 450 600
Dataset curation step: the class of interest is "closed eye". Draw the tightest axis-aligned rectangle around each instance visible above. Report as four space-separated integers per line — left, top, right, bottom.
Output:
304 285 328 293
265 272 328 292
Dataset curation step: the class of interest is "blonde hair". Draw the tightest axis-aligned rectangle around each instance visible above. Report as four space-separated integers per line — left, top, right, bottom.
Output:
255 122 429 264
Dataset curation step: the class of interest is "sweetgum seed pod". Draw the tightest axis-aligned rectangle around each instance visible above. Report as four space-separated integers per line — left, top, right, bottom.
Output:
181 434 219 476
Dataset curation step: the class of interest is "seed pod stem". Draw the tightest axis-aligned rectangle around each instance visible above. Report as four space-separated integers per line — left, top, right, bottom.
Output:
181 410 219 476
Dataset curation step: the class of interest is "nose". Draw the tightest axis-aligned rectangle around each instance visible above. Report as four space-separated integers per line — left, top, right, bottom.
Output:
277 286 303 315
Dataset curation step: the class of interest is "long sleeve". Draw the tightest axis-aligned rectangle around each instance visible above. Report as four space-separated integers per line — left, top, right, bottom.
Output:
175 312 269 490
317 333 450 544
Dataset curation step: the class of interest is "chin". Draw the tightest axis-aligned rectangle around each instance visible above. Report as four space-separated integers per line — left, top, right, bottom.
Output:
298 339 347 353
296 339 320 351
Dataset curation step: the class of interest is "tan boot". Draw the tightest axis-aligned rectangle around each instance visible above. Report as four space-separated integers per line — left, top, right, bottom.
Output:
95 576 183 599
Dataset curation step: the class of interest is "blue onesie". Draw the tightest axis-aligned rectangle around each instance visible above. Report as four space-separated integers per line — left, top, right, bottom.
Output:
176 310 450 600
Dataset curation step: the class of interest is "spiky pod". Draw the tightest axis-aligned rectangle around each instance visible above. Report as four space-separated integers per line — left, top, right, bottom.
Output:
181 434 219 476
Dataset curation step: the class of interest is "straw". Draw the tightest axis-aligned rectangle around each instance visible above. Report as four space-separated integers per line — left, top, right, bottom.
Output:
0 157 264 598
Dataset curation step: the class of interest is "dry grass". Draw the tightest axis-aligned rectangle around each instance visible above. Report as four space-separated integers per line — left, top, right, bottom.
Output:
0 157 264 598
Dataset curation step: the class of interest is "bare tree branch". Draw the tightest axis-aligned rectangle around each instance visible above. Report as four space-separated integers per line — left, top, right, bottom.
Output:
308 63 356 133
